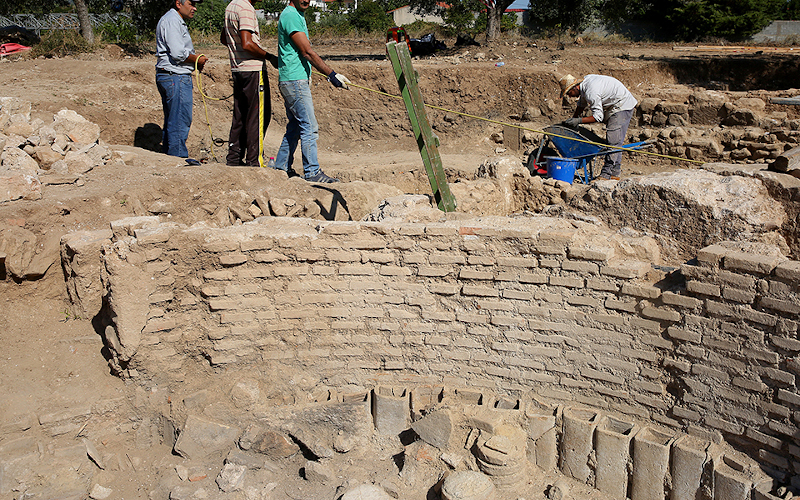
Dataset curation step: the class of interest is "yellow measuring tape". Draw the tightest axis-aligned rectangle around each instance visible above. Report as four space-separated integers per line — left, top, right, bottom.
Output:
193 59 702 166
312 69 703 165
194 54 232 162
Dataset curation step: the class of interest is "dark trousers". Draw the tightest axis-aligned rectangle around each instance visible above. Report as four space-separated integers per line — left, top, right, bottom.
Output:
226 64 270 167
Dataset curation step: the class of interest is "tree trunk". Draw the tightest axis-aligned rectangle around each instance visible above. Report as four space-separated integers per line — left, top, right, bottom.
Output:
75 0 94 44
486 6 500 42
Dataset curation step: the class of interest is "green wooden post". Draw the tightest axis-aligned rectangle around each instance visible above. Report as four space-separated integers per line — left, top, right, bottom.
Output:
386 41 456 212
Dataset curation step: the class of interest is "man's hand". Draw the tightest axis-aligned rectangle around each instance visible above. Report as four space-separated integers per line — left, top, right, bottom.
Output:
563 117 581 127
328 71 350 90
266 53 279 69
194 54 208 72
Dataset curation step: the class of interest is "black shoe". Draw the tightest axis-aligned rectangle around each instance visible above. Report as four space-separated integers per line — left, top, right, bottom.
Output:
306 171 339 183
185 158 201 166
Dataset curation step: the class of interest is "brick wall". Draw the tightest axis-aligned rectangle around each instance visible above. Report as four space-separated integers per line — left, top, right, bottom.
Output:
90 216 800 478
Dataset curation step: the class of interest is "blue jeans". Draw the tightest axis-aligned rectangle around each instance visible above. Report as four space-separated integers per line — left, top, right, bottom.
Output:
156 72 193 158
275 79 320 178
601 108 634 177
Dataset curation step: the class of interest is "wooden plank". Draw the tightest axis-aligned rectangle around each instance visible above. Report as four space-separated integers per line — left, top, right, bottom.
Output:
386 41 456 212
770 145 800 172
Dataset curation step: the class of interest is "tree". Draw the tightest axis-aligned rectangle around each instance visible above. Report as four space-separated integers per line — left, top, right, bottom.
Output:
409 0 516 42
652 0 785 40
74 0 94 43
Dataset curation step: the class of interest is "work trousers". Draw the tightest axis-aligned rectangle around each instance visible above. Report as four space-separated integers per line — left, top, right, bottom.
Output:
601 108 634 178
274 79 320 179
156 72 193 158
226 64 270 167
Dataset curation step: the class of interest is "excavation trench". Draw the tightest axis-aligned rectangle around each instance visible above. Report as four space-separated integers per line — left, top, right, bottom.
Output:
2 46 800 499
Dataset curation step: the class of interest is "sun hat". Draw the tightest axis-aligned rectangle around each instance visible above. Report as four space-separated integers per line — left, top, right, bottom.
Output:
559 74 582 98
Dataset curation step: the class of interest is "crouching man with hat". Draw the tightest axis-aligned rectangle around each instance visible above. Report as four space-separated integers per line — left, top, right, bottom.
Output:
559 74 637 180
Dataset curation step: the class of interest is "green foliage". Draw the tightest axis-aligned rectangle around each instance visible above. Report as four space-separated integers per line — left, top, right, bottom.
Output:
527 0 604 34
98 15 138 43
656 0 784 41
192 0 228 34
31 28 93 57
262 0 288 14
441 0 483 34
0 0 71 15
348 0 394 34
474 11 518 33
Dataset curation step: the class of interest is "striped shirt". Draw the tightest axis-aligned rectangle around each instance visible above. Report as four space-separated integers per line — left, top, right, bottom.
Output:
223 0 263 72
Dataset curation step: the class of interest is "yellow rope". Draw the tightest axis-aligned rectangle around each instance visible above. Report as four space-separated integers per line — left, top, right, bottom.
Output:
194 54 232 162
313 70 704 165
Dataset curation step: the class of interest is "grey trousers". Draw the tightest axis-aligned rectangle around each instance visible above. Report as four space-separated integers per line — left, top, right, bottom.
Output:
601 108 634 177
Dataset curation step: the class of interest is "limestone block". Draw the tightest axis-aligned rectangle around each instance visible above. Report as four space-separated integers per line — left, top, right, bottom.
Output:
713 461 752 500
0 172 41 203
340 484 395 500
734 97 766 111
67 120 101 144
216 463 246 492
638 97 661 114
302 460 333 482
658 102 689 114
724 108 762 127
441 471 496 500
559 407 599 484
689 90 727 124
595 415 638 499
372 386 409 435
670 435 709 500
102 240 156 365
0 226 36 279
0 97 31 119
173 414 241 460
4 114 33 138
2 147 39 175
250 430 300 459
525 399 558 471
110 216 161 239
64 150 95 174
631 427 674 500
33 146 64 169
37 125 57 146
411 408 453 450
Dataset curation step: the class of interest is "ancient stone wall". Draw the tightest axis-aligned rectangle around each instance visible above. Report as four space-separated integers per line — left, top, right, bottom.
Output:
69 214 800 484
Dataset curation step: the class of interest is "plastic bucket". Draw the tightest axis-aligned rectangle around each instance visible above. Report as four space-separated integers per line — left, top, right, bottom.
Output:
545 157 578 184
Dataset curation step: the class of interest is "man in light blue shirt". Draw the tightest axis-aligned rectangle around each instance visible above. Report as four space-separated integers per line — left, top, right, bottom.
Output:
274 0 350 183
155 0 208 160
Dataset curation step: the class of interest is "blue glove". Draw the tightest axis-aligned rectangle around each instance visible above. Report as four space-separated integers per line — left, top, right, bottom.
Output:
563 117 581 127
327 71 351 90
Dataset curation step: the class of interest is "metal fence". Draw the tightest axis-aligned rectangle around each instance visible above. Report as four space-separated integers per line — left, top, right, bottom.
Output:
0 13 130 34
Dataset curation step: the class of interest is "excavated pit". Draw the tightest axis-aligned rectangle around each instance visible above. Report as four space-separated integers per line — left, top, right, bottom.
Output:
1 44 800 499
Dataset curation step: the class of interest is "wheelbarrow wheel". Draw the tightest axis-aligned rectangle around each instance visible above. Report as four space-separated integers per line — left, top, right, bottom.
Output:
526 145 557 177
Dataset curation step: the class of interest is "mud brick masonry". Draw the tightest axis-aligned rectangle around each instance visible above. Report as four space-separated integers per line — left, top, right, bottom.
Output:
62 215 800 491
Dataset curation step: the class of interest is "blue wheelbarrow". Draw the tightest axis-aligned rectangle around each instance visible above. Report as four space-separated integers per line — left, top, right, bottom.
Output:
528 125 651 184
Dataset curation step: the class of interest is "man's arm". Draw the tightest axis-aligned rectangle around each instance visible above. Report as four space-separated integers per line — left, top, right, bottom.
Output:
240 30 278 68
288 30 332 76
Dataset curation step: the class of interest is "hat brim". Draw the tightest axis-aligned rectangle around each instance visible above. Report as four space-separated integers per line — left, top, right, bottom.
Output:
560 80 581 98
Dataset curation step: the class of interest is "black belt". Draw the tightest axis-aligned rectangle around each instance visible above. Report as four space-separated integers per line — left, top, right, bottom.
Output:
156 68 189 75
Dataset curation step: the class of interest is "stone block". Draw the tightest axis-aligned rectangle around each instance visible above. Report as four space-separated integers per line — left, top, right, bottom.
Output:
670 434 709 500
411 409 453 450
372 386 409 436
631 427 674 500
559 407 599 484
173 414 241 460
713 460 752 500
595 415 638 499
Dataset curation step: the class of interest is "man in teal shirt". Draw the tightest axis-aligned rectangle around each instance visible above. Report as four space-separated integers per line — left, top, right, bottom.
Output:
274 0 350 183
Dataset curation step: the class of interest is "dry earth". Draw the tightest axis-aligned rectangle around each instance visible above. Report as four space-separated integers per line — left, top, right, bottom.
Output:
0 36 798 499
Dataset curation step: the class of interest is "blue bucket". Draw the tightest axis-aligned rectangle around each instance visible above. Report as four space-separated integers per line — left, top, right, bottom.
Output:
545 157 578 184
